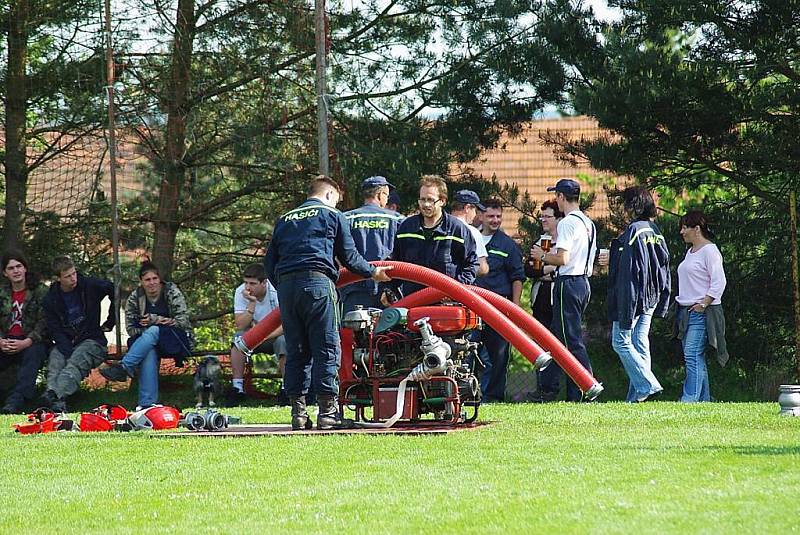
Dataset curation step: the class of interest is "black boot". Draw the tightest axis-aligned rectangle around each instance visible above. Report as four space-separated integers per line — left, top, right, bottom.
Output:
289 395 312 430
316 394 353 430
1 394 23 414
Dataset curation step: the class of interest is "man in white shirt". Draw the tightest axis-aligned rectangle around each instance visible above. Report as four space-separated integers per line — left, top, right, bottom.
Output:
228 263 286 404
531 179 597 401
450 190 489 277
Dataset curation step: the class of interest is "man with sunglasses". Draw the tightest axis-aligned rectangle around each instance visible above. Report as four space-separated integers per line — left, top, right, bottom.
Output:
390 175 479 297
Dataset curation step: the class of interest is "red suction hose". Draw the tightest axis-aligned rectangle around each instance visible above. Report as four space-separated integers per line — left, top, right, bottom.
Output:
391 286 602 399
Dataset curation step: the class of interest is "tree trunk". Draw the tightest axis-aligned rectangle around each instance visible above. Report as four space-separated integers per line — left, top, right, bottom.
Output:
152 0 195 279
3 0 30 251
789 191 800 381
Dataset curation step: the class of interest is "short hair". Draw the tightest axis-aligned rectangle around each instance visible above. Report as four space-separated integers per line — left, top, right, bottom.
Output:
419 175 448 202
680 210 715 240
562 191 580 203
308 174 342 196
450 201 468 212
363 185 387 200
541 199 564 218
242 263 266 282
484 198 504 211
52 255 75 276
139 260 161 279
622 186 657 221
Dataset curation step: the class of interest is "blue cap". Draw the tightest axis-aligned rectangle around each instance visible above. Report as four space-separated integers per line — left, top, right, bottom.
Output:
547 179 581 195
361 175 395 189
454 189 486 211
387 191 401 206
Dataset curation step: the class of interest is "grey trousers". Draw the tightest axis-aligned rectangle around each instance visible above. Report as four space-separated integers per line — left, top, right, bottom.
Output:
47 340 107 398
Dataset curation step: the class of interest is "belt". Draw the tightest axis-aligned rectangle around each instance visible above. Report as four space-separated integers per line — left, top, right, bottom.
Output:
556 274 588 280
275 270 329 283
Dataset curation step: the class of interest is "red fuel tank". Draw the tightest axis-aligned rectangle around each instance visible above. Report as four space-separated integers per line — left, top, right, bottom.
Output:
406 305 480 334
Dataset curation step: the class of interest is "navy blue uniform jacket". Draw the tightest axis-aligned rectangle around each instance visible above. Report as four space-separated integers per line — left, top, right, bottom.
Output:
475 229 525 298
43 274 115 358
608 220 671 330
264 199 376 284
391 212 479 296
341 203 403 295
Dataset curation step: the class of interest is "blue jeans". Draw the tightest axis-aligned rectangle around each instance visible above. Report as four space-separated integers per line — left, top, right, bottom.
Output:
680 309 710 402
611 309 662 402
122 326 161 407
277 276 340 397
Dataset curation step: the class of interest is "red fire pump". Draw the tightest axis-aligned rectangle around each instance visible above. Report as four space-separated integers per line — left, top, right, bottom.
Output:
233 261 605 428
339 304 483 426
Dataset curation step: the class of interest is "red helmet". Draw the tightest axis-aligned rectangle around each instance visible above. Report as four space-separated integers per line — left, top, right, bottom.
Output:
78 404 130 432
14 409 61 435
79 412 114 432
128 405 180 431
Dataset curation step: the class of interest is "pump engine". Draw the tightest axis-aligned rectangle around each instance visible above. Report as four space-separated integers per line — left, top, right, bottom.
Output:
339 304 483 426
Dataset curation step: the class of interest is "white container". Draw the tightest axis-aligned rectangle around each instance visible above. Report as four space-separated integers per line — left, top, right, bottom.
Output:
778 384 800 416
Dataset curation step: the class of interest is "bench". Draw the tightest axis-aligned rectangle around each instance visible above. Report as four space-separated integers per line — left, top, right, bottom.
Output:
102 347 281 397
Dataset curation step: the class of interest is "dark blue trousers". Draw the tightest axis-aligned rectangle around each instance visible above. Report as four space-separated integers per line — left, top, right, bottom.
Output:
340 287 383 316
0 341 47 406
479 325 510 402
277 276 340 397
548 275 592 401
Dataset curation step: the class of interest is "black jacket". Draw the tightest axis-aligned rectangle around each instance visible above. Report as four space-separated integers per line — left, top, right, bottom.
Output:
608 220 671 329
43 274 115 358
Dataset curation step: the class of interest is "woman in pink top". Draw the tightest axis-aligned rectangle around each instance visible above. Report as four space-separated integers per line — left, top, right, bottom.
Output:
675 211 727 402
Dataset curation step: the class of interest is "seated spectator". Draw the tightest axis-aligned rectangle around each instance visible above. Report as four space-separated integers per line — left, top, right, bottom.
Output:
228 263 286 405
0 251 49 413
41 255 115 412
100 261 194 409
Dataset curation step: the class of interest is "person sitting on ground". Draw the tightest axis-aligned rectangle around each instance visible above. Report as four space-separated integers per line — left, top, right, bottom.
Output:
99 261 194 409
0 251 49 414
228 262 287 405
40 255 115 412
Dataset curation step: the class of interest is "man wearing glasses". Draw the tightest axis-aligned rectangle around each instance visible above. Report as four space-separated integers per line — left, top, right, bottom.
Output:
341 176 404 313
390 175 479 296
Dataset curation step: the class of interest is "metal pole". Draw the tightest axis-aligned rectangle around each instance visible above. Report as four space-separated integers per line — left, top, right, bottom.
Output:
315 0 329 176
104 0 123 353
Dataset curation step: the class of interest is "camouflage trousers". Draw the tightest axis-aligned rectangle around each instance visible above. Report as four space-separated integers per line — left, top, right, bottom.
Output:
47 340 107 398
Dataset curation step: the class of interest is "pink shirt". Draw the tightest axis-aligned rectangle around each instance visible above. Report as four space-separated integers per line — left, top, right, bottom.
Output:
676 243 726 305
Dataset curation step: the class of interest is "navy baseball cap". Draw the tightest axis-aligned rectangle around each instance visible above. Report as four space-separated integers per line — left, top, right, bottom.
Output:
361 175 395 189
387 190 401 206
454 189 486 211
547 178 581 195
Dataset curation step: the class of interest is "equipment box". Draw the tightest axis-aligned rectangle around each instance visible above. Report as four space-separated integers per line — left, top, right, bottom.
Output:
374 386 418 420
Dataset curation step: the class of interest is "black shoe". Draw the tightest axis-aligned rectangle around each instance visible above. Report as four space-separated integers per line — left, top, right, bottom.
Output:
527 390 558 403
51 398 68 413
1 395 23 414
99 363 132 382
38 389 58 410
636 390 663 403
226 389 248 407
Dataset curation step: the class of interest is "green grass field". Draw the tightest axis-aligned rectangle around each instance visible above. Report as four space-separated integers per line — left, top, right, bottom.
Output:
1 401 799 534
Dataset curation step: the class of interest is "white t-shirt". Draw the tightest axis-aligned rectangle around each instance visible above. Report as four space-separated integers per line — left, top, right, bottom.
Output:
555 210 596 276
467 224 488 258
233 281 279 322
482 234 492 246
676 243 726 306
